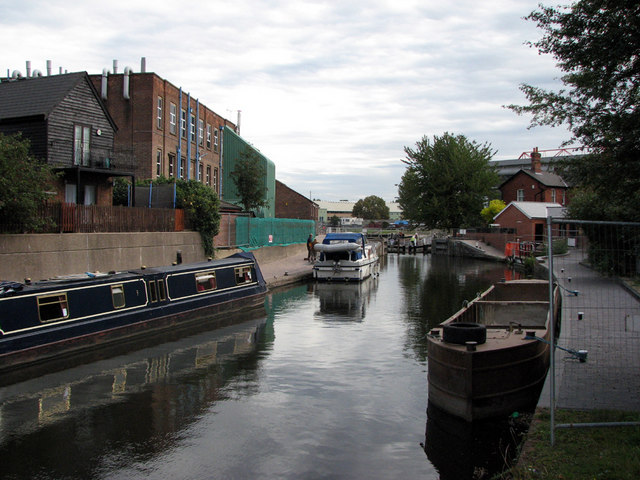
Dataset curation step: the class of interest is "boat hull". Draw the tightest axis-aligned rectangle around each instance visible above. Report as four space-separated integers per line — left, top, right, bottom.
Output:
0 253 267 375
426 280 560 421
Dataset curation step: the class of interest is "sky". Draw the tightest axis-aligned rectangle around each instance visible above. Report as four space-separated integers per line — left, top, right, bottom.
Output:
1 0 574 202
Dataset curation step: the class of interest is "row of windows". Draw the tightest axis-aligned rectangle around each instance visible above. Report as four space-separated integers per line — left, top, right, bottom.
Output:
157 97 220 151
36 268 255 323
156 150 219 188
516 188 566 204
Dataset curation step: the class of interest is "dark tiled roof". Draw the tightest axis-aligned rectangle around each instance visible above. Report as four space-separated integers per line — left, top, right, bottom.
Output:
0 72 86 121
520 169 568 188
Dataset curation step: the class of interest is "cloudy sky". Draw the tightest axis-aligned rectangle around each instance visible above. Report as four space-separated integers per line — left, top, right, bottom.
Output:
2 0 573 202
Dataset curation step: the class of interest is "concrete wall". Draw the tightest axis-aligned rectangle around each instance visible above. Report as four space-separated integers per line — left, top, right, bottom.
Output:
0 232 205 282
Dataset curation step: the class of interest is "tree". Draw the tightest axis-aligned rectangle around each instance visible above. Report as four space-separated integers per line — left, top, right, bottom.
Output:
397 133 499 229
481 199 506 224
329 215 341 227
174 179 220 258
352 195 389 220
508 0 640 222
0 133 57 233
230 148 268 214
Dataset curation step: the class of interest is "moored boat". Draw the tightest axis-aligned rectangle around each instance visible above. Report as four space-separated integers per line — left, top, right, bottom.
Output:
312 232 380 281
427 279 561 422
0 252 267 373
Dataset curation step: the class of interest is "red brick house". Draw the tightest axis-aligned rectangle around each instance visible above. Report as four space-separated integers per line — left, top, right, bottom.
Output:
275 180 318 221
493 201 565 243
499 148 569 206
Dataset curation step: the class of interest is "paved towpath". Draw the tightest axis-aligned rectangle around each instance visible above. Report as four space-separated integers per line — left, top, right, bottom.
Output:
538 250 640 411
260 254 314 289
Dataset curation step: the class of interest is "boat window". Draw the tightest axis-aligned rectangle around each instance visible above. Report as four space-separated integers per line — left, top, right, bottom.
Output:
148 280 158 303
38 294 69 323
111 285 126 309
195 272 217 292
157 279 167 301
235 266 253 285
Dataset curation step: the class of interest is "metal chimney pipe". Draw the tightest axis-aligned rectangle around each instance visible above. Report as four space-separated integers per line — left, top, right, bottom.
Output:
46 60 52 76
123 66 132 99
113 59 118 74
101 69 109 100
141 57 146 73
237 110 241 135
26 61 31 77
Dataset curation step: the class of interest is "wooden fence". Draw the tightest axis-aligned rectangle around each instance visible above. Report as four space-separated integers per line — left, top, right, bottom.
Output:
33 203 185 233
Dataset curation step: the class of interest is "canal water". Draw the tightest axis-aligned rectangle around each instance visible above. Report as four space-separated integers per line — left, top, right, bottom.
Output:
0 255 528 479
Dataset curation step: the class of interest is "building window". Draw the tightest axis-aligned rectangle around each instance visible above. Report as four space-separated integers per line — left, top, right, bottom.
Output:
561 190 566 205
206 165 211 186
206 124 212 148
517 189 524 202
213 167 219 192
168 153 175 177
551 189 556 203
157 96 163 129
73 124 91 166
156 150 162 177
214 129 218 152
180 157 185 179
190 114 196 141
169 103 177 135
181 109 186 138
198 163 203 182
198 119 204 146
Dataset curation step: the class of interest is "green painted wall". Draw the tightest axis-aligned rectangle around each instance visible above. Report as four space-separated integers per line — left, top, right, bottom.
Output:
221 126 276 218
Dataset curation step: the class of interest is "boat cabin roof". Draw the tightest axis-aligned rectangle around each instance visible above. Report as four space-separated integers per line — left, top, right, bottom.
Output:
323 232 366 244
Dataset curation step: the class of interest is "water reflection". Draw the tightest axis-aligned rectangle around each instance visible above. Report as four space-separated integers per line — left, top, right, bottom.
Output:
0 315 268 479
312 276 379 321
424 402 533 480
0 255 530 480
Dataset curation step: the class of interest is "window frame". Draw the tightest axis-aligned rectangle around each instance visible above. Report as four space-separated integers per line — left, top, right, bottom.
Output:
111 284 126 309
157 96 163 130
37 293 70 323
169 103 177 135
195 271 217 292
234 266 253 285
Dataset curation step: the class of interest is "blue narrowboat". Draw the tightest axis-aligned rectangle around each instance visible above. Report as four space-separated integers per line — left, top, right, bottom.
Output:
0 252 267 373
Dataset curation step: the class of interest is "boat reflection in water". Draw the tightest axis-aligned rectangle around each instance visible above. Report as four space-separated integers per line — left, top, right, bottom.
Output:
0 314 267 447
423 401 533 480
312 275 379 321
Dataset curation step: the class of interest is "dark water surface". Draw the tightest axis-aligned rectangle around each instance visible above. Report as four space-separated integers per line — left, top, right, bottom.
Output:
0 255 522 479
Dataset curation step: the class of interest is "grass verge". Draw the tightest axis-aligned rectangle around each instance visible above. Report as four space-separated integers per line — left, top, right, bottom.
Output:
502 408 640 479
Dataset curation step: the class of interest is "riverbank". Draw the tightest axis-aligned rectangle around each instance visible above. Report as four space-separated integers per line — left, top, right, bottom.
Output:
508 248 640 478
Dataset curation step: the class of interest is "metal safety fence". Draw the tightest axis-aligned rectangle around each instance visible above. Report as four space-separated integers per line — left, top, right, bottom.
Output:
545 217 640 445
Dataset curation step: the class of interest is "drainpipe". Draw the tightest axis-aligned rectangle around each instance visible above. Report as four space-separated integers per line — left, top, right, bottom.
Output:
177 88 182 178
186 92 192 181
195 99 200 181
219 126 224 199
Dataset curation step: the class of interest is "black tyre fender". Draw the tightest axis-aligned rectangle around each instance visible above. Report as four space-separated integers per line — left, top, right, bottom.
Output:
442 322 487 345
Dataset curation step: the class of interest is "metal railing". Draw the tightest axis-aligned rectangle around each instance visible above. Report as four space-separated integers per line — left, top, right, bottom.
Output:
546 217 640 445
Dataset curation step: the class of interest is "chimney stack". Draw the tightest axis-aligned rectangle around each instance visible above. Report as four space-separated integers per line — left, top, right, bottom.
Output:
531 147 542 173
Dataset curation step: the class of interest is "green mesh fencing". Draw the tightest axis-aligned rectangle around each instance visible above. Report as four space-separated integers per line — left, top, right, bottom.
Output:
236 217 316 248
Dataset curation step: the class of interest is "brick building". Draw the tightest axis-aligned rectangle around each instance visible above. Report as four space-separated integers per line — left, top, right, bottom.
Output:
88 61 236 201
275 180 318 221
499 148 569 206
493 201 564 243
